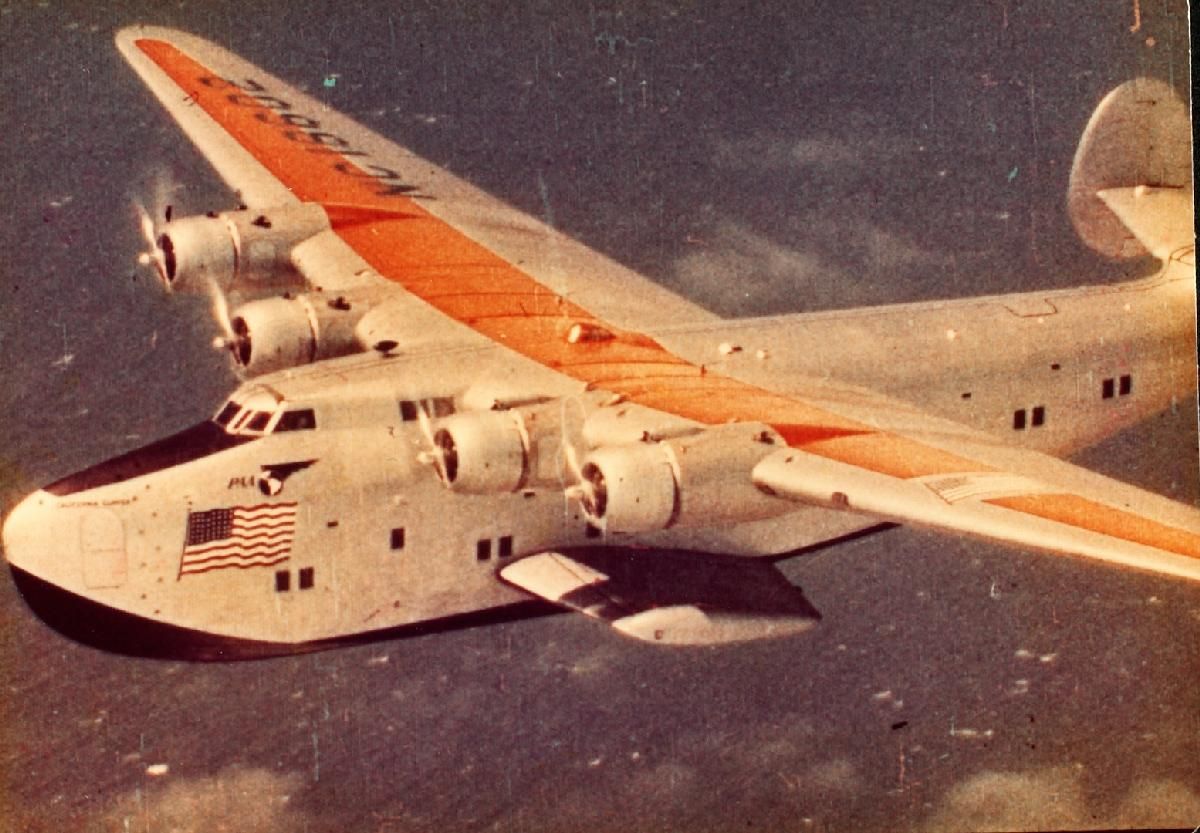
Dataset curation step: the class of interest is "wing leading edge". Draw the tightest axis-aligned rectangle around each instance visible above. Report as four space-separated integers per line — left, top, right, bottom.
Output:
115 26 716 331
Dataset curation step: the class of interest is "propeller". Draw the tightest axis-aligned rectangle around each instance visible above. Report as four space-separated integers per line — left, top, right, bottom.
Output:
134 200 168 282
132 168 178 287
414 402 453 485
558 398 604 523
204 276 238 353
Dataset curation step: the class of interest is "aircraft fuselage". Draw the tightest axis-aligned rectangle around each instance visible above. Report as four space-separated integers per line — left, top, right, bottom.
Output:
4 250 1194 656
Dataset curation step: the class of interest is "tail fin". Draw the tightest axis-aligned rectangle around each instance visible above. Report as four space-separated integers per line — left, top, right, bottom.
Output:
1067 78 1193 260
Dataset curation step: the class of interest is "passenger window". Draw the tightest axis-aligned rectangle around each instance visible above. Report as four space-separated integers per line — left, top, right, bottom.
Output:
214 401 241 426
498 535 513 558
429 397 456 418
276 408 316 432
298 567 315 590
246 411 272 432
399 400 419 422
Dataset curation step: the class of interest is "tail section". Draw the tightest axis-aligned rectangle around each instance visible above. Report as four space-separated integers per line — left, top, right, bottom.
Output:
1067 78 1193 260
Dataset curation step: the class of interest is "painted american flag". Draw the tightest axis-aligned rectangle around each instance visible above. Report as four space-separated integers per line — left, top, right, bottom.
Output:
179 503 298 577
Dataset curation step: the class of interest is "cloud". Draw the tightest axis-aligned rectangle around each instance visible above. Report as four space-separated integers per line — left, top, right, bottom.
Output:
805 758 863 795
670 217 949 316
672 220 831 315
921 766 1088 832
1115 778 1200 828
101 766 308 833
667 122 978 318
710 122 910 174
712 134 868 172
921 766 1200 832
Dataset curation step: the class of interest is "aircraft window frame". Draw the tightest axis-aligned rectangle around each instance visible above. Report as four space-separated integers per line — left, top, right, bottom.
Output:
276 408 317 432
230 409 256 432
213 401 242 427
245 411 273 433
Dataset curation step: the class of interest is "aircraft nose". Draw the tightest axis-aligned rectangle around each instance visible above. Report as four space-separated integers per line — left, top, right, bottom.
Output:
2 490 52 572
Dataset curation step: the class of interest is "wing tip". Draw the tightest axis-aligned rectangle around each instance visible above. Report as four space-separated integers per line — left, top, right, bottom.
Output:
114 24 195 54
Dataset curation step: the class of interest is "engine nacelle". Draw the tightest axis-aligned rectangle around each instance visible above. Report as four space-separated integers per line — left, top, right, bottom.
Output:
431 402 567 494
578 422 788 533
228 290 372 375
156 203 330 294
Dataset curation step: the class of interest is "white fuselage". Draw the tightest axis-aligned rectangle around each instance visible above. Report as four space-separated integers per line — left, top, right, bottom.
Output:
4 251 1194 652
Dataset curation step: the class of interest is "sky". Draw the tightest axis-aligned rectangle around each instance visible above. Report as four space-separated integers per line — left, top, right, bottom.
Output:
0 1 1197 831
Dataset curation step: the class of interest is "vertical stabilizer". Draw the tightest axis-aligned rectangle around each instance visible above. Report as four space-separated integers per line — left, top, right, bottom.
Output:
1067 78 1192 259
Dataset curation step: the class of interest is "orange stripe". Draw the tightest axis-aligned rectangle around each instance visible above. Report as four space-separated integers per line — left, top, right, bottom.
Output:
136 38 878 447
136 37 1199 557
801 433 990 480
989 493 1200 559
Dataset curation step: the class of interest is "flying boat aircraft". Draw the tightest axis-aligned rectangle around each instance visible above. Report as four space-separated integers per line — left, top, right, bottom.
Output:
2 27 1196 658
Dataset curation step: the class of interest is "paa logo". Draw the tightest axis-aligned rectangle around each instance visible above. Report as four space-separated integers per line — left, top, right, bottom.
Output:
258 460 317 496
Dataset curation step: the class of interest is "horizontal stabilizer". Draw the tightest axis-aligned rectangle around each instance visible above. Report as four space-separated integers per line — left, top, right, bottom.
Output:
500 549 820 645
1096 186 1195 261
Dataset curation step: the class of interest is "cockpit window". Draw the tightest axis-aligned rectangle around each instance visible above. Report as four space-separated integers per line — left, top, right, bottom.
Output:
219 389 282 436
245 411 272 432
276 408 316 432
213 401 241 427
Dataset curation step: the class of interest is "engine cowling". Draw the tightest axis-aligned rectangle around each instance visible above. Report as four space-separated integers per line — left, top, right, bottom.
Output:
429 402 568 494
228 290 373 375
578 422 788 533
155 203 330 294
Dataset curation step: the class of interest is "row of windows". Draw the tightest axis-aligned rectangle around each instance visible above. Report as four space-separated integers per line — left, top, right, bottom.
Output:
275 567 315 592
478 535 514 561
389 526 513 561
1013 406 1045 430
992 372 1135 432
1102 375 1133 399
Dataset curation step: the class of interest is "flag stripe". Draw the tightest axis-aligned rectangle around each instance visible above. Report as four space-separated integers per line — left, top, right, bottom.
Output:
182 538 295 559
184 547 293 567
180 555 291 576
